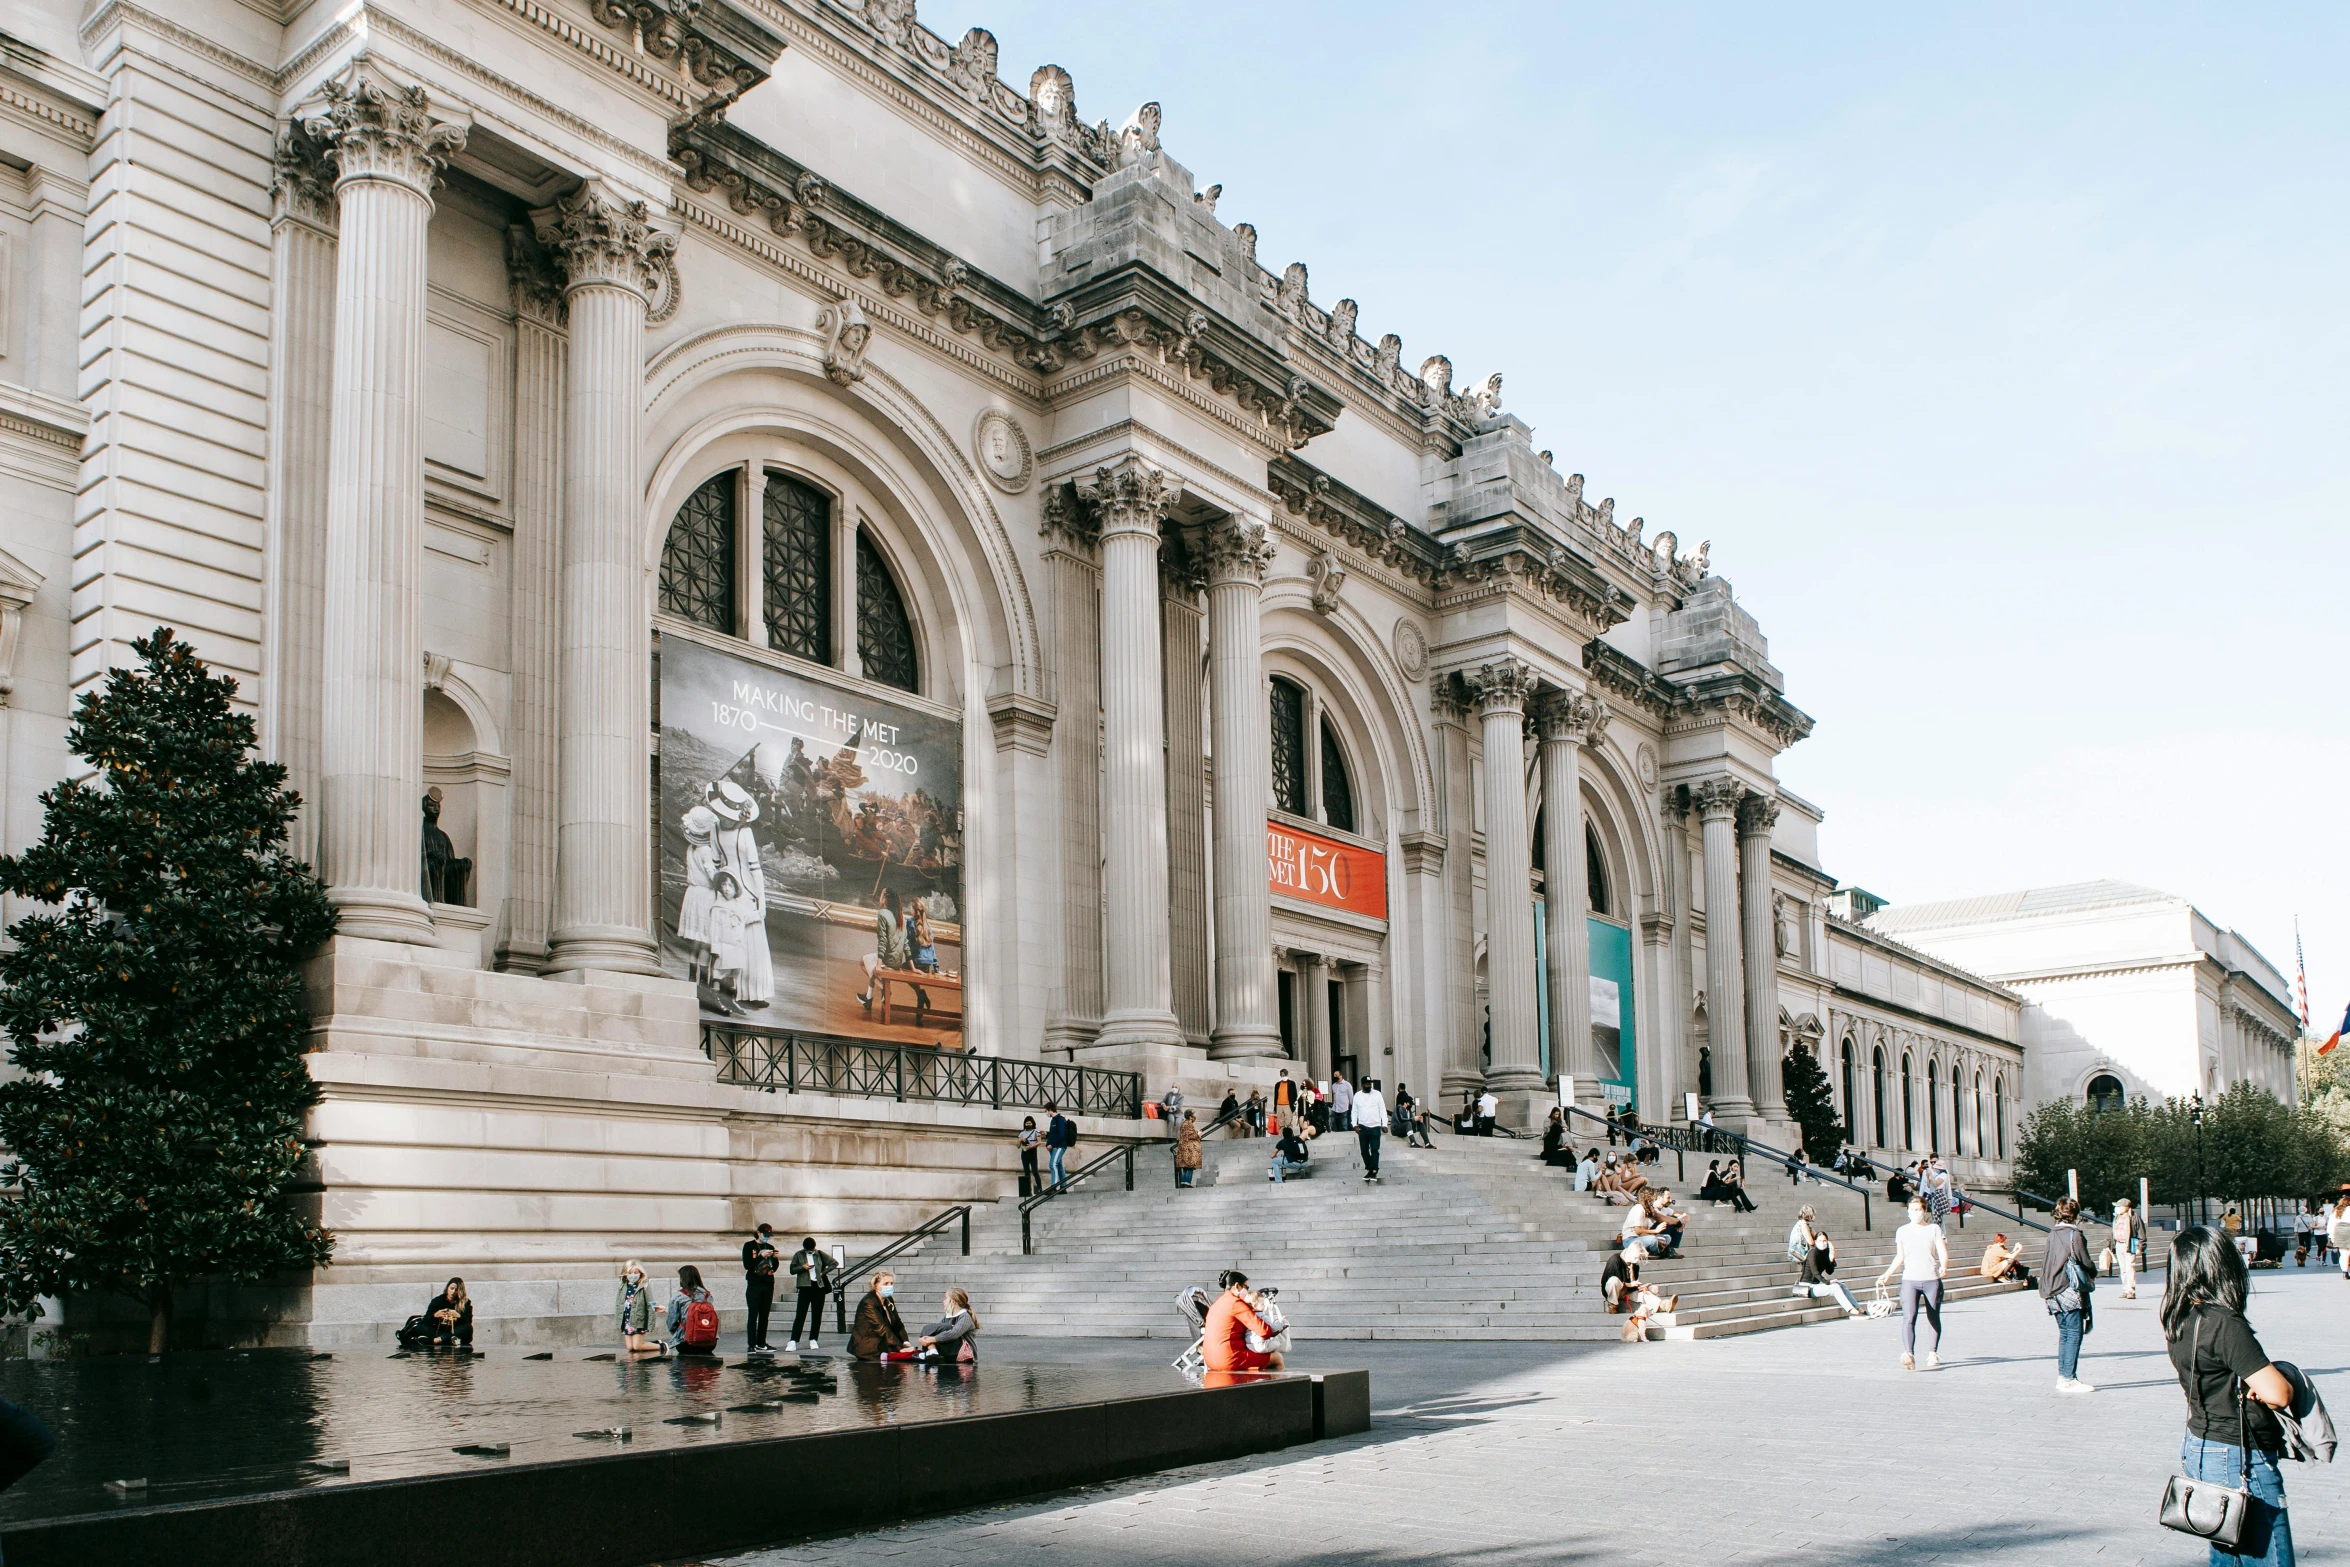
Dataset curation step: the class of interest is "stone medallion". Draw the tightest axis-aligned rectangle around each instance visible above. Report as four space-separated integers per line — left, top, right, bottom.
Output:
1391 619 1428 682
1636 742 1659 789
972 408 1033 493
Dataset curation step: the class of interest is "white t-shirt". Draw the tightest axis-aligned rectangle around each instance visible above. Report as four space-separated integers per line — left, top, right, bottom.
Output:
1353 1088 1386 1126
1477 1093 1499 1117
1893 1221 1945 1282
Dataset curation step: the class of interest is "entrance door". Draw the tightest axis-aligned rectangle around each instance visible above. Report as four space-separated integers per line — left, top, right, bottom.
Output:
1277 970 1297 1060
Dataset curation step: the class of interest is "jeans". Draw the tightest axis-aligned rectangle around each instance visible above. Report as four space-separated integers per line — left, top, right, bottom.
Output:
1176 1166 1196 1187
790 1287 826 1344
2181 1435 2294 1565
1628 1234 1668 1256
1270 1156 1309 1182
1800 1280 1860 1313
1048 1146 1069 1190
1900 1279 1943 1355
2054 1307 2083 1380
745 1277 775 1348
1020 1149 1040 1197
1357 1125 1382 1177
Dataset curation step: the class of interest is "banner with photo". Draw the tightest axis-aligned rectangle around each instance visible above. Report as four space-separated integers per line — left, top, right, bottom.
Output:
657 633 965 1045
1588 916 1637 1111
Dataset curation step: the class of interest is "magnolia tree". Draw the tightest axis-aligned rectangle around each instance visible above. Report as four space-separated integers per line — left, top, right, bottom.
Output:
0 629 336 1352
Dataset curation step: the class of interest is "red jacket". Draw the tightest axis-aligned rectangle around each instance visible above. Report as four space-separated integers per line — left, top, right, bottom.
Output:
1202 1289 1274 1373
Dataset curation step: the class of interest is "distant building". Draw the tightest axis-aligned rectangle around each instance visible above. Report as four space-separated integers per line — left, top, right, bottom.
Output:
1866 882 2298 1110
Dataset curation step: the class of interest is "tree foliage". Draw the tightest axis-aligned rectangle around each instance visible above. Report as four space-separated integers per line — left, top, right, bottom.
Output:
1781 1047 1844 1161
2015 1081 2348 1214
0 629 336 1351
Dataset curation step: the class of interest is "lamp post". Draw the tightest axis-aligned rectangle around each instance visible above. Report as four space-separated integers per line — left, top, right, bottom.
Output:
2189 1093 2206 1228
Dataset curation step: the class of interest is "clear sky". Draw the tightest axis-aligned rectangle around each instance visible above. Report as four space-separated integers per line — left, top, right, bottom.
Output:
928 2 2349 1020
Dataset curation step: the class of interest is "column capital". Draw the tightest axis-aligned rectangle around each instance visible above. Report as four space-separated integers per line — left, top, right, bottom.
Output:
1466 658 1538 716
531 178 680 308
1530 689 1609 747
1736 790 1781 838
272 121 339 228
1691 775 1745 821
1201 514 1276 586
299 60 469 199
1076 454 1178 545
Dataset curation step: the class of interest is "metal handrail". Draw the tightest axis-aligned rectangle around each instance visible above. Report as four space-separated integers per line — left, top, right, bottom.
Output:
1738 1124 2053 1237
701 1022 1143 1119
1558 1104 1880 1229
1013 1108 1243 1255
826 1202 973 1335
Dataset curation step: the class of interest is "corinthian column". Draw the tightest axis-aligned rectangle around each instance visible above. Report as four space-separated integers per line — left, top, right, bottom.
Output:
1535 691 1606 1100
1693 777 1754 1123
1471 660 1543 1120
1080 456 1183 1054
302 64 468 942
1739 792 1786 1124
535 181 676 976
1203 515 1282 1059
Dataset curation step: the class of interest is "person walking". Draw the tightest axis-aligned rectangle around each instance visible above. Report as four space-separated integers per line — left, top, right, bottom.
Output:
1175 1109 1204 1188
1876 1196 1949 1371
2114 1197 2140 1299
2042 1196 2097 1393
1353 1078 1387 1184
740 1222 781 1352
1045 1101 1076 1192
788 1236 832 1352
2166 1225 2299 1566
1331 1073 1354 1132
1271 1069 1295 1133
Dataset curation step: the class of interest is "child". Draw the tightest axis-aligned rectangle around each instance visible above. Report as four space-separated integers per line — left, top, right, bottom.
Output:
707 871 751 996
678 806 720 982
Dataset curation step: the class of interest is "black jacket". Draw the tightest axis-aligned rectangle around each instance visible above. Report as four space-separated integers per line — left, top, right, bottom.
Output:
2041 1222 2092 1302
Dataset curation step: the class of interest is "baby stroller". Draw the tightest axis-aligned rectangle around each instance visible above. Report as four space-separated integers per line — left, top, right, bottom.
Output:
1173 1286 1213 1375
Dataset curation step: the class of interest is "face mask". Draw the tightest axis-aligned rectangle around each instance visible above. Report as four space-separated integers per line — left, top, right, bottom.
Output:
879 1284 894 1298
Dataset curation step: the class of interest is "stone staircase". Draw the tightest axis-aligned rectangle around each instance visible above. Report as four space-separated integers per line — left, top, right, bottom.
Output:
883 1126 2033 1343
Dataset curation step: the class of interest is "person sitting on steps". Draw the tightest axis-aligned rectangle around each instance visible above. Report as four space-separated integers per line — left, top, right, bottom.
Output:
1268 1124 1311 1183
1981 1233 2034 1287
1795 1228 1864 1317
1601 1243 1676 1341
1720 1156 1758 1214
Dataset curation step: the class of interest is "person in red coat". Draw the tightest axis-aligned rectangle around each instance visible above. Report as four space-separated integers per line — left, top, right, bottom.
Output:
1202 1270 1283 1373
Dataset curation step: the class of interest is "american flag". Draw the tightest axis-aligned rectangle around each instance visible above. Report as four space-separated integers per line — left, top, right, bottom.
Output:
2296 918 2312 1030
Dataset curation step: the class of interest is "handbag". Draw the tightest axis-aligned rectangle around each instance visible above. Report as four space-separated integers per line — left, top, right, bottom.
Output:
2159 1321 2251 1549
1864 1285 1896 1320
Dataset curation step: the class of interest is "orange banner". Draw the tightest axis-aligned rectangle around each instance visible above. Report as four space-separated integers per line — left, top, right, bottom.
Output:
1266 819 1387 920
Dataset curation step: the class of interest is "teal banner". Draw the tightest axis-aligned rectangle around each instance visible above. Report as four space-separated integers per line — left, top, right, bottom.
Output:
1588 916 1636 1111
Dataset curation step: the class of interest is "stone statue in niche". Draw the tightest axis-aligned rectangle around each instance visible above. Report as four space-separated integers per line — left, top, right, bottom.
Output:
422 789 471 907
1697 1045 1713 1100
1773 890 1798 958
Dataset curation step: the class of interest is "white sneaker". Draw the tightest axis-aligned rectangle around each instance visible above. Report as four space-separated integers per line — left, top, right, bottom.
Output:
2055 1378 2096 1395
807 1339 819 1350
1923 1353 1940 1371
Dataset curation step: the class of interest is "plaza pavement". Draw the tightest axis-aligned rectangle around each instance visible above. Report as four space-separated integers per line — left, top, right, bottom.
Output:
719 1262 2348 1566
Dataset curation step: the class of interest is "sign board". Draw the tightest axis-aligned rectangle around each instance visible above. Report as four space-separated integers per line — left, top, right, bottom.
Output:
658 634 965 1043
1266 818 1387 920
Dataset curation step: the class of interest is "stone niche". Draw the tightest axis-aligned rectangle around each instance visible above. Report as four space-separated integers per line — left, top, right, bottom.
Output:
422 680 508 965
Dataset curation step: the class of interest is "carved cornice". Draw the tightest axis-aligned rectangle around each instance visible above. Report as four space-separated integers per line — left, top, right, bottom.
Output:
1267 452 1443 587
299 61 470 199
1465 659 1537 716
1669 668 1815 752
1435 527 1634 630
532 179 680 312
1200 514 1275 587
1398 830 1446 876
985 690 1057 756
1582 637 1680 722
582 0 786 97
1690 776 1745 820
1076 454 1177 545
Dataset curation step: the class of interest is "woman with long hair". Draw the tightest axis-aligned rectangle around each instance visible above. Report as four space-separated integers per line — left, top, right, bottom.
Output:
2164 1227 2297 1566
616 1260 659 1355
915 1287 981 1362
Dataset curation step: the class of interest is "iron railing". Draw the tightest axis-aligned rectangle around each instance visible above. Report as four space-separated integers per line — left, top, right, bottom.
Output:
1559 1105 1883 1228
702 1022 1142 1120
827 1202 973 1335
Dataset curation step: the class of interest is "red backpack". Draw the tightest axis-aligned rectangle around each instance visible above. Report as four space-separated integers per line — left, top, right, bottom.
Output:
681 1295 720 1351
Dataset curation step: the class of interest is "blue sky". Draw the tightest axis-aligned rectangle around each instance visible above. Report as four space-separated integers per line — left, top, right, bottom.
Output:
931 3 2349 1020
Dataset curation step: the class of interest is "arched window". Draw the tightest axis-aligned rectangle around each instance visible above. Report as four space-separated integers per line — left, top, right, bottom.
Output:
659 472 736 632
762 472 831 662
1269 677 1307 816
1871 1047 1887 1147
855 528 918 692
1973 1070 1986 1155
1585 823 1611 916
1995 1077 2007 1157
1840 1042 1857 1136
1927 1058 1941 1153
1901 1053 1915 1149
2086 1073 2125 1113
1319 719 1355 833
1952 1067 1966 1156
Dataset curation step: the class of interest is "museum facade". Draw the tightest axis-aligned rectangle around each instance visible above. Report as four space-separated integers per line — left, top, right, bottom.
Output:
0 0 2025 1342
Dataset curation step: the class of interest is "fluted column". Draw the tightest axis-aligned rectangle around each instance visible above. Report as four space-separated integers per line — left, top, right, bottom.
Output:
1204 516 1282 1059
1693 777 1754 1122
535 181 675 976
1080 456 1183 1053
1739 791 1784 1122
1471 660 1543 1107
1535 691 1605 1100
303 65 467 942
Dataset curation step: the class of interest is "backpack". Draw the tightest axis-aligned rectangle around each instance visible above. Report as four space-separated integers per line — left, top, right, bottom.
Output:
681 1295 720 1351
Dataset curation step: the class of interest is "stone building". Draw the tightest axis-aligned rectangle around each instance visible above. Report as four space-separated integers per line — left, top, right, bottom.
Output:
0 0 2018 1342
1868 881 2299 1112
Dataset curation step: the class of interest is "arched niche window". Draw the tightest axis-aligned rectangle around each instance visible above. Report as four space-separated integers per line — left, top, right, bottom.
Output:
1901 1052 1915 1150
1319 719 1355 833
2086 1073 2125 1113
855 527 918 692
1585 823 1611 916
1269 677 1307 816
658 472 736 632
1951 1066 1966 1156
762 471 831 662
1871 1047 1888 1148
1927 1058 1941 1153
1973 1070 1986 1155
1840 1041 1857 1135
1994 1077 2007 1157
